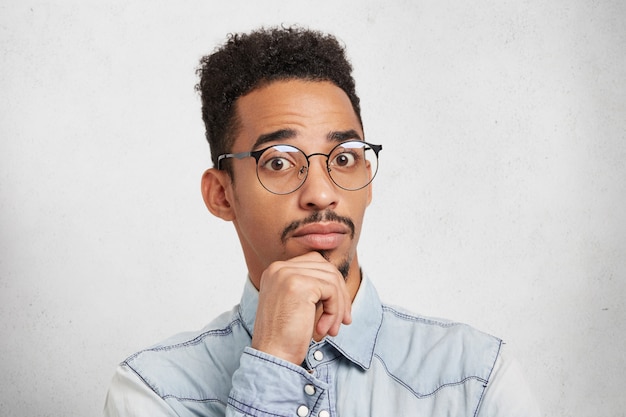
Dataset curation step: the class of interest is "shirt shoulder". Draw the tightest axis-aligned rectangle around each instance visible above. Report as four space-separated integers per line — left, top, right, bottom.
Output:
121 305 250 408
375 303 502 398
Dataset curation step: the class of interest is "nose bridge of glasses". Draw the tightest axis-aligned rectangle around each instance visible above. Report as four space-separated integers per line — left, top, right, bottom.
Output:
305 152 332 172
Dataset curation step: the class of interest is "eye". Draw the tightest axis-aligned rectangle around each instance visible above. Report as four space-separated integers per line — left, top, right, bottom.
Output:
331 152 357 168
261 157 294 172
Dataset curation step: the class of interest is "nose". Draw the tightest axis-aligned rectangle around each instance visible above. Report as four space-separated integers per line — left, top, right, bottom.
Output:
297 156 339 211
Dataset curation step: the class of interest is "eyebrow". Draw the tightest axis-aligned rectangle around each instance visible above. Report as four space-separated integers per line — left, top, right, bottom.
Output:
327 129 362 142
252 128 362 150
252 129 298 150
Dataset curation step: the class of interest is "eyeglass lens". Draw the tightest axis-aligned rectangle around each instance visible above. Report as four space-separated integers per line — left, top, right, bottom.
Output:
255 141 379 194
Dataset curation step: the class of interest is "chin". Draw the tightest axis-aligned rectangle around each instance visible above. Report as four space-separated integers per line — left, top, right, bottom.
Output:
315 249 351 279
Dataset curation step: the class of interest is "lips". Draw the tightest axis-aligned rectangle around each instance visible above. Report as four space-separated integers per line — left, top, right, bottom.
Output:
290 222 350 250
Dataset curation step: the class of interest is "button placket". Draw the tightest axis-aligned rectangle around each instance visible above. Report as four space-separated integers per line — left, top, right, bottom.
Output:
301 342 333 417
313 350 324 362
305 346 333 417
305 341 335 370
297 405 309 417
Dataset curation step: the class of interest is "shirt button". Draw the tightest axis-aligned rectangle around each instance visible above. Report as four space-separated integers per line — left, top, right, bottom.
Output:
319 411 330 417
304 384 316 395
313 350 324 361
297 405 309 417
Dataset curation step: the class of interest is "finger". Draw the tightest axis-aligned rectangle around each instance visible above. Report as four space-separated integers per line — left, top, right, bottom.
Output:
315 279 347 337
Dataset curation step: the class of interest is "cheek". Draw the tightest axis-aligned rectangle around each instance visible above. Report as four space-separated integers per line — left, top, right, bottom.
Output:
353 192 372 233
351 189 371 218
232 186 285 241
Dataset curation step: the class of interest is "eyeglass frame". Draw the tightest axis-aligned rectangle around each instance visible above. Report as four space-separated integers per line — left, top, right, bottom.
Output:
217 140 383 195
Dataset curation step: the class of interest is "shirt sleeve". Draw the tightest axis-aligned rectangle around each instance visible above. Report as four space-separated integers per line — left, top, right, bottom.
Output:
227 347 329 417
103 364 180 417
476 345 541 417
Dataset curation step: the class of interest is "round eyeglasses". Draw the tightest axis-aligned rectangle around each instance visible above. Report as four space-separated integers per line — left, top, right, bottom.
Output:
217 140 382 195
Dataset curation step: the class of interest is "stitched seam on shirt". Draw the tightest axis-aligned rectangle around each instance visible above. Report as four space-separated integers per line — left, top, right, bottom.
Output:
369 306 384 368
228 396 288 417
328 307 383 370
239 350 327 414
124 364 164 400
237 304 254 338
162 395 227 406
242 349 312 377
373 353 488 398
381 305 459 328
310 388 325 416
311 365 331 415
123 318 243 362
473 339 503 417
120 319 244 400
122 362 230 404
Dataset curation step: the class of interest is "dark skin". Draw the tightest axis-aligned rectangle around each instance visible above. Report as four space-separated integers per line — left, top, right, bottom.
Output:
201 80 371 365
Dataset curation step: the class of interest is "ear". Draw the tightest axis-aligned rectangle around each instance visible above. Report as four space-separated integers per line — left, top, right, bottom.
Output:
201 168 235 221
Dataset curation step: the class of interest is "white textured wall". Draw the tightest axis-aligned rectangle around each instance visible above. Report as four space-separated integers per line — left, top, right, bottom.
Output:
1 1 625 416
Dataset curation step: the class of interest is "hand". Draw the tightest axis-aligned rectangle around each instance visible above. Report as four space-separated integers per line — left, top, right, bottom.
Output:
251 252 352 365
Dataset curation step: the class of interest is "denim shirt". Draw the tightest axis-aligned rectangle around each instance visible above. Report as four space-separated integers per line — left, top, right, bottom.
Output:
104 275 539 417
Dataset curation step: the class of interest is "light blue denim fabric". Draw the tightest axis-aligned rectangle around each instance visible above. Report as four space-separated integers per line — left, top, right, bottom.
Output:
115 275 511 416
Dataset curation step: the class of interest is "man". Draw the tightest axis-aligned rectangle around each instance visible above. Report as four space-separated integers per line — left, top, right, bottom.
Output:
104 27 539 416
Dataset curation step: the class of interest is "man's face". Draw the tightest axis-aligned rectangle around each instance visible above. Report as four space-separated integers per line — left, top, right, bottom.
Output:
223 79 372 289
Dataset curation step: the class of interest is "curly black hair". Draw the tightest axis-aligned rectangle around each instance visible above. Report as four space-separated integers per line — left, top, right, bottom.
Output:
196 26 362 170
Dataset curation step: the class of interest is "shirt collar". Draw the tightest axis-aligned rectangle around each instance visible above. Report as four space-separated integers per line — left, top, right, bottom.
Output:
238 273 383 370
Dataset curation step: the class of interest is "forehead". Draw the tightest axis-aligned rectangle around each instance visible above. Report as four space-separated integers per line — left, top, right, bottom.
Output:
232 79 362 152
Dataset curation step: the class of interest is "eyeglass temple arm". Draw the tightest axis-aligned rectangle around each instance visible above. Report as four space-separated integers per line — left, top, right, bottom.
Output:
217 151 255 170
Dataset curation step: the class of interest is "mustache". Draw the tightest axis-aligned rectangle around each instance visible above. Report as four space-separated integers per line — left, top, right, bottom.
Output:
280 210 356 244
